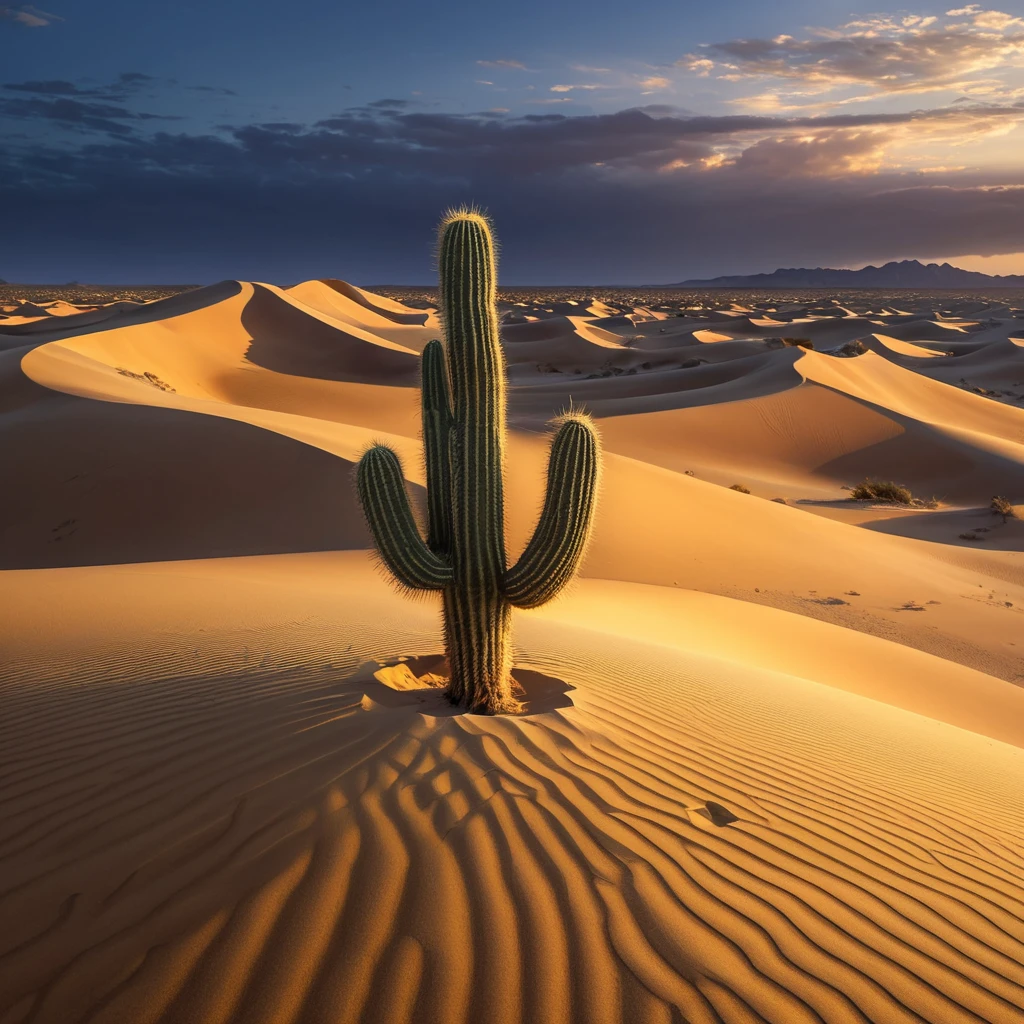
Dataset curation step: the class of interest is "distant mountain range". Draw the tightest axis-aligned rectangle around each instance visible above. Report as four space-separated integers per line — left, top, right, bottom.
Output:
675 260 1024 289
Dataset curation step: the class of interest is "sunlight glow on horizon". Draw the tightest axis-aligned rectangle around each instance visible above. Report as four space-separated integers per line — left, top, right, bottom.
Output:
926 252 1024 275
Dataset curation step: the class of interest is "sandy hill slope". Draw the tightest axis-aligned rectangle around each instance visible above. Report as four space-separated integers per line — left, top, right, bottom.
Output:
1 283 1023 1023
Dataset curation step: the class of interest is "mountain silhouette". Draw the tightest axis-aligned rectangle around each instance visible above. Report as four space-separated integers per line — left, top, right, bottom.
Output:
675 260 1024 288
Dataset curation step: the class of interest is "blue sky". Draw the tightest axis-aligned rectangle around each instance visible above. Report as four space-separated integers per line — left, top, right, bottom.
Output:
3 1 1024 282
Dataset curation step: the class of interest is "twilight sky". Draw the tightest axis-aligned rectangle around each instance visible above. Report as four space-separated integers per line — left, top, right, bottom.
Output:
3 1 1024 283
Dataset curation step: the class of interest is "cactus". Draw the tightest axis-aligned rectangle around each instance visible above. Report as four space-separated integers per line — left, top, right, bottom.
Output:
356 210 601 713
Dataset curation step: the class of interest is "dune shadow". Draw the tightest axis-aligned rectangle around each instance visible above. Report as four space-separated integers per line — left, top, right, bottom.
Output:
859 507 1024 551
240 283 421 386
0 380 375 569
816 428 1024 505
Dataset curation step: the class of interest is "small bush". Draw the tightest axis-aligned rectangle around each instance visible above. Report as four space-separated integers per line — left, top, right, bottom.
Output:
991 495 1017 522
835 339 867 357
115 367 176 393
730 484 751 494
850 478 913 505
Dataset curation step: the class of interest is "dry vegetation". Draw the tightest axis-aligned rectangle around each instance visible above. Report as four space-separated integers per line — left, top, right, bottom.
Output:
991 495 1018 521
849 478 938 508
835 339 868 357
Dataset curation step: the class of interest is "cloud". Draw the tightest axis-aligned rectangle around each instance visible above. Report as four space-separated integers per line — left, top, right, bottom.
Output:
549 83 607 93
4 72 160 103
189 85 238 97
4 80 82 95
0 4 61 27
7 140 1024 284
637 104 688 116
5 97 1024 282
475 59 528 70
680 8 1024 103
14 98 1020 184
636 75 671 92
951 6 1024 29
729 131 889 178
0 93 181 136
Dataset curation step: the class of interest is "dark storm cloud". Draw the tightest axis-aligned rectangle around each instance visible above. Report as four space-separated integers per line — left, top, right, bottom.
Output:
11 96 1023 174
5 101 1024 281
291 102 1024 177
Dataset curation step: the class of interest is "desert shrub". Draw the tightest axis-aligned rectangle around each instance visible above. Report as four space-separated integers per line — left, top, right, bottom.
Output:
835 339 867 357
849 478 913 505
991 495 1017 522
730 484 751 494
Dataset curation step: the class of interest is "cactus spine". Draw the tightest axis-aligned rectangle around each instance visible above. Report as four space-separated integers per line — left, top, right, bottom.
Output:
356 210 600 713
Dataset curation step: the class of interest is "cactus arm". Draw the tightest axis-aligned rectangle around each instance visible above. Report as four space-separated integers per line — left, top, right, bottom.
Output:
356 443 452 590
421 339 453 555
503 414 600 609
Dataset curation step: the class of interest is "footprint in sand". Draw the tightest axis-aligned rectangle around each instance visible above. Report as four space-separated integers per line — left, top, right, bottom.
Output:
687 800 741 827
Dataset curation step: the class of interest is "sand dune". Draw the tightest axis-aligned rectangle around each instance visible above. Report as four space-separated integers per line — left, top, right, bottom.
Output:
1 281 1023 1022
2 556 1023 1023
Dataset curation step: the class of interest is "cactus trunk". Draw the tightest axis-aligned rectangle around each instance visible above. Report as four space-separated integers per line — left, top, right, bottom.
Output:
356 209 601 714
440 214 516 711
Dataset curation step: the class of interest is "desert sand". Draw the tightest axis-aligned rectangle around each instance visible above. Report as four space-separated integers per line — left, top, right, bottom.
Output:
1 280 1023 1022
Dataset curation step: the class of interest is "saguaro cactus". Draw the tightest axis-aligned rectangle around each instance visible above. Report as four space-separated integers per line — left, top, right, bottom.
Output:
356 210 601 713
